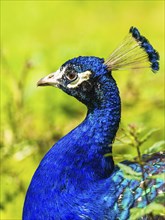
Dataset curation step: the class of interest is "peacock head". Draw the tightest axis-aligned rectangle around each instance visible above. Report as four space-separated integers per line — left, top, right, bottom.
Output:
37 56 110 105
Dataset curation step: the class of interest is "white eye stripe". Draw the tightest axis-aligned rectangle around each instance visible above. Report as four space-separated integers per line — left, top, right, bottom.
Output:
67 71 92 88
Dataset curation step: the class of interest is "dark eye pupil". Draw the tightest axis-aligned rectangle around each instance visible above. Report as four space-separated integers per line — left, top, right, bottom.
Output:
66 72 77 81
69 73 75 79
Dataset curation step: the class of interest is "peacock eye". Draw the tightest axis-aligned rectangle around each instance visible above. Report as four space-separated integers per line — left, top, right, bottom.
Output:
65 71 78 81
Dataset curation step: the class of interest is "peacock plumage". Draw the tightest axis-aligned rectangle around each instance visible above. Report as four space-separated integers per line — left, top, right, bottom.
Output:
23 27 164 220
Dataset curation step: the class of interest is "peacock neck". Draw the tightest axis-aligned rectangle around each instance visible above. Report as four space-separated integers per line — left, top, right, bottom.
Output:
85 74 121 146
74 74 121 178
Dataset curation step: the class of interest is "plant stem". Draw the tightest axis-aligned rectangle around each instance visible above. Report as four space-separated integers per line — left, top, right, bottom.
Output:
133 130 154 220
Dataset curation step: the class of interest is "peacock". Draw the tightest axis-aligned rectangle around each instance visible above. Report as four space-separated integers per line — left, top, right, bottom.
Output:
23 27 164 220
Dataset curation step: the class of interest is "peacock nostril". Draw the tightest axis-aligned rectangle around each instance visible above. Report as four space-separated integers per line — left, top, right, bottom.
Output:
48 74 54 79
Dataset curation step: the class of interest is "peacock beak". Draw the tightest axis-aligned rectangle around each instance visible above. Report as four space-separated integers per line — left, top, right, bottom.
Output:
37 70 62 87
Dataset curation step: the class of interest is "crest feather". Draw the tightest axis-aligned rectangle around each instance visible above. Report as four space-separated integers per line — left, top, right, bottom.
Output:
104 27 159 73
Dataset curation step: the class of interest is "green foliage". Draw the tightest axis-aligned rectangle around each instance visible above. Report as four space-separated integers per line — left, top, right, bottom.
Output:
118 163 142 180
1 1 164 219
113 125 165 164
130 203 165 220
148 173 165 180
114 125 165 219
144 140 165 155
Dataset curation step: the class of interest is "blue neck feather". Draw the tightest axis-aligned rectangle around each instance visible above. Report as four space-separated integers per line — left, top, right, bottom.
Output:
86 74 121 147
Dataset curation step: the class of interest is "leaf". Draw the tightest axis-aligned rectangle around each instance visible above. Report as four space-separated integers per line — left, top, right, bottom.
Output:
115 154 136 161
154 193 165 204
105 153 136 161
130 203 165 220
148 173 165 180
140 128 159 145
118 163 142 181
144 140 165 155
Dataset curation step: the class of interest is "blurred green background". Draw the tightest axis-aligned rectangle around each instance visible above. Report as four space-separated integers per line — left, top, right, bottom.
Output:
1 0 164 219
